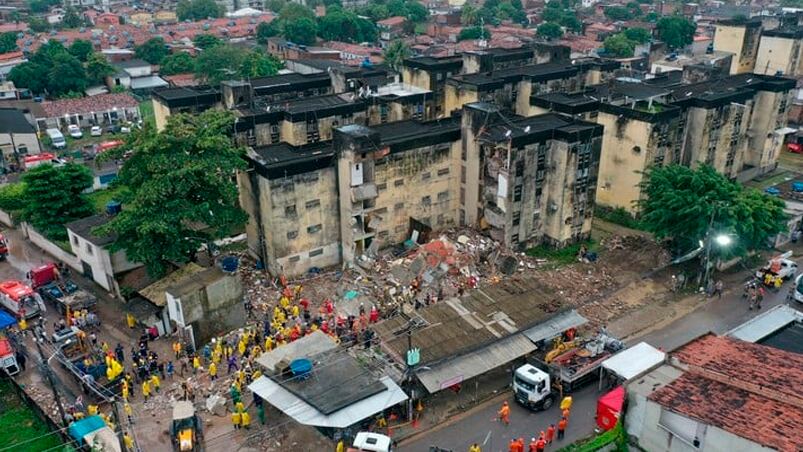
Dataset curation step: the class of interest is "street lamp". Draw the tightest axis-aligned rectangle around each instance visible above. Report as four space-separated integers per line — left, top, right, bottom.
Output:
714 234 733 247
702 232 736 291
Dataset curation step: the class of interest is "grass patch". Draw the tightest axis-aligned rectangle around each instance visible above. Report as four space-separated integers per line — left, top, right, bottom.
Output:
595 206 648 231
139 99 155 129
86 185 128 213
557 421 628 452
526 238 597 267
0 379 65 451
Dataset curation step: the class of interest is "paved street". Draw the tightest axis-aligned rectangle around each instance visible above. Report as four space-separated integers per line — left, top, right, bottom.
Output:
400 279 801 452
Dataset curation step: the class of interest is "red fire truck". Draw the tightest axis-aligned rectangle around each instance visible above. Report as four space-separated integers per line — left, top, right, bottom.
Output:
0 280 44 319
0 233 8 260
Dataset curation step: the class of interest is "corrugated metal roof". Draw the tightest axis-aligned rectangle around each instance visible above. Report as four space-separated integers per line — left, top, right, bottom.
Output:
601 342 665 380
727 305 803 343
416 333 536 394
247 375 408 428
522 309 587 344
255 331 337 373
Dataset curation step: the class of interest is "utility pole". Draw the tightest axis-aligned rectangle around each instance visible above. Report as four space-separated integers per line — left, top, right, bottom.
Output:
34 338 67 427
702 206 718 291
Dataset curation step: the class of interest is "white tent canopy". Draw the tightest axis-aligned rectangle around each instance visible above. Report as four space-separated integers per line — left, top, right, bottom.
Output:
601 342 665 381
248 376 408 429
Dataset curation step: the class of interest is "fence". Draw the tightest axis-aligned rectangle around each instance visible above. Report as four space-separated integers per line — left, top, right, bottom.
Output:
0 207 13 227
20 222 82 273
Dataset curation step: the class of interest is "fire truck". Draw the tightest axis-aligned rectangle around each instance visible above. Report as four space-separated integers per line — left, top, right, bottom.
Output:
0 280 44 319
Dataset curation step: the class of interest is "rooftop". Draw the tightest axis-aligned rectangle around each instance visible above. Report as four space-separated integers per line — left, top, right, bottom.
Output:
0 108 34 134
65 214 115 247
40 93 139 118
152 86 220 108
403 55 463 71
115 58 150 69
367 117 461 152
166 266 229 299
471 107 603 146
371 83 431 99
759 321 803 355
139 263 205 307
247 140 334 178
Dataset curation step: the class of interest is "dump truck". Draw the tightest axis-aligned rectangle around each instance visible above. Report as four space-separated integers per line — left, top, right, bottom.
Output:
171 401 203 451
67 415 122 451
31 263 97 315
513 331 624 410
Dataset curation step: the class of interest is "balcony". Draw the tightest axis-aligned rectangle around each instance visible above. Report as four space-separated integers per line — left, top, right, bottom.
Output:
351 183 378 202
484 204 507 229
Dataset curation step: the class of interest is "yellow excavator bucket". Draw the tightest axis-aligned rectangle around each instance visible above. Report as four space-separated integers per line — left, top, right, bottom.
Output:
178 429 193 451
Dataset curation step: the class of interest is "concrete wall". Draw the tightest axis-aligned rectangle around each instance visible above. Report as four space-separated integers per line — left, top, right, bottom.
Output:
25 224 82 272
747 90 790 172
684 103 751 178
444 84 479 118
755 35 803 76
595 112 652 213
714 25 760 74
152 98 171 132
0 132 41 161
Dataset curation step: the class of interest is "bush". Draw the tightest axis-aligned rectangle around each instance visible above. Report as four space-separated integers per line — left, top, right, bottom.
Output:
595 206 647 230
0 183 26 214
526 239 595 266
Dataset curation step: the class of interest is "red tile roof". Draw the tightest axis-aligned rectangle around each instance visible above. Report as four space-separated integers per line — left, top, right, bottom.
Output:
377 16 406 27
163 73 199 87
41 93 139 118
648 334 803 452
0 51 24 63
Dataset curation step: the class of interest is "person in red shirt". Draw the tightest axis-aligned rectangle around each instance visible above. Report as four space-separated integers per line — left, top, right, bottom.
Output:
528 438 538 452
558 417 568 439
497 401 510 426
546 424 555 444
535 436 546 452
509 439 517 452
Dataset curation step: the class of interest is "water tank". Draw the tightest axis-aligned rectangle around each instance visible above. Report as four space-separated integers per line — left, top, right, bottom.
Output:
793 182 803 193
106 201 122 215
289 358 312 379
219 255 239 273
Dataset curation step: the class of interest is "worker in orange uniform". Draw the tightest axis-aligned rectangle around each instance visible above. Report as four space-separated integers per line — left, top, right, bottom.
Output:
557 417 567 440
498 401 510 426
546 424 555 445
535 435 546 452
528 437 538 452
509 439 518 452
469 443 481 452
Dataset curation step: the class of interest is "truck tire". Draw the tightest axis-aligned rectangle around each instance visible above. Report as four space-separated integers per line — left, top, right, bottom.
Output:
541 394 555 410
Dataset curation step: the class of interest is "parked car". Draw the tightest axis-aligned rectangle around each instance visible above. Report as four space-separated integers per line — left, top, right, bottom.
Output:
90 126 102 137
105 124 121 134
46 129 66 149
67 124 83 139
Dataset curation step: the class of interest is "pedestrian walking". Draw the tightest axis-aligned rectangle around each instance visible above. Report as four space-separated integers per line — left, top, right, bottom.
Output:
115 343 125 363
757 285 765 309
231 411 241 430
546 424 555 444
166 361 174 379
509 439 517 452
209 362 217 380
557 417 567 440
497 401 510 426
528 438 537 452
123 432 134 451
714 280 724 299
535 435 545 452
227 355 238 374
141 380 151 401
15 351 25 371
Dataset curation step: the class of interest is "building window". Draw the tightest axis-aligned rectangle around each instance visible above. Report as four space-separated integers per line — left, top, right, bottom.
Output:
511 234 519 243
512 211 520 226
306 199 321 209
422 172 431 180
394 202 404 211
422 195 431 206
309 248 324 257
85 243 93 255
460 187 465 204
437 167 450 176
377 182 387 191
72 235 79 246
461 166 467 183
287 231 298 240
307 224 322 234
437 191 449 201
394 179 404 187
285 205 297 217
515 160 524 177
288 255 301 263
513 185 523 202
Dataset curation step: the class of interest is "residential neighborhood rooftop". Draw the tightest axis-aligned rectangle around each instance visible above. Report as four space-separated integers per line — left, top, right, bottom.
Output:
40 93 139 118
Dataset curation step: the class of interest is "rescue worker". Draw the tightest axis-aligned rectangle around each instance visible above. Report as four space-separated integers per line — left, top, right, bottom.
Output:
192 354 201 374
209 362 217 381
231 410 242 430
535 435 546 452
126 313 136 329
121 380 129 401
123 432 134 451
241 410 251 429
562 407 570 420
557 417 567 440
235 401 245 413
172 341 181 359
124 402 133 423
509 439 517 452
498 401 510 426
88 405 98 416
336 439 345 452
150 373 160 392
528 438 538 452
142 380 151 401
546 424 555 445
469 444 481 452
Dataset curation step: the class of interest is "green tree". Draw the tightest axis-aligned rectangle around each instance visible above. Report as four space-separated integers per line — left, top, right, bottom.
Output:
656 16 696 48
603 33 636 57
644 11 658 22
382 39 411 71
193 33 222 49
48 52 87 96
61 6 84 28
159 52 196 75
283 17 317 45
85 52 116 84
317 8 377 42
461 4 478 25
623 27 651 43
177 0 223 21
97 110 247 277
266 0 286 12
458 26 491 41
603 6 633 21
358 4 390 21
194 45 281 84
21 164 94 241
404 1 428 22
239 51 282 78
28 17 50 32
256 21 280 44
8 62 47 94
0 32 18 53
136 37 168 64
537 22 563 40
68 39 93 62
639 164 786 256
278 2 315 22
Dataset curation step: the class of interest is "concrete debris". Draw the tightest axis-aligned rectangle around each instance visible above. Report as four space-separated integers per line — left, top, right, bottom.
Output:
206 394 227 416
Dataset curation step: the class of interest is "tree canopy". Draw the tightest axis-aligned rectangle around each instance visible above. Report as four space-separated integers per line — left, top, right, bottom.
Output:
177 0 223 21
0 32 18 54
194 44 282 85
193 34 222 50
85 52 116 85
10 41 93 96
61 7 86 28
20 164 94 241
256 21 280 44
623 27 651 43
283 17 318 45
603 5 634 21
383 40 411 72
638 164 787 256
135 37 169 65
318 7 377 43
68 39 94 62
603 33 636 57
458 26 491 41
656 16 696 49
98 110 248 277
160 52 196 75
537 22 563 40
541 3 581 32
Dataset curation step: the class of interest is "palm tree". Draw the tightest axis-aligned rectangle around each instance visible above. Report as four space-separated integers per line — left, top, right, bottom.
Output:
383 40 412 72
461 5 479 26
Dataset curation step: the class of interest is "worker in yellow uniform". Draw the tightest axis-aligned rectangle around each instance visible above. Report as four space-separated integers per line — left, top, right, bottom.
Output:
235 401 245 413
336 439 345 452
241 410 251 429
209 362 217 381
469 444 482 452
192 355 200 374
142 380 151 400
123 432 134 451
124 402 133 423
151 374 161 392
88 405 98 416
231 410 242 430
126 313 136 329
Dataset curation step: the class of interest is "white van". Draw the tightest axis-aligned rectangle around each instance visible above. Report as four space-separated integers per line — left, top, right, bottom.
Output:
46 128 66 149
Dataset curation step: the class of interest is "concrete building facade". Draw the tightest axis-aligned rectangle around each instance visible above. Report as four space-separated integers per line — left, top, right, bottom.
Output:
713 19 763 75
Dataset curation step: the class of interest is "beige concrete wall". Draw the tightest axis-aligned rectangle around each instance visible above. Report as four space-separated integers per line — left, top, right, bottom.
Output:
595 112 652 213
684 104 751 178
515 81 532 116
747 90 789 171
755 36 800 76
714 25 759 74
402 67 432 92
153 98 171 132
444 84 478 117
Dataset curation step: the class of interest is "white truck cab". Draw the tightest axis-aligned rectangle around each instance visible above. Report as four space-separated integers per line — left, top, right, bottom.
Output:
756 252 797 280
350 432 392 452
513 363 556 411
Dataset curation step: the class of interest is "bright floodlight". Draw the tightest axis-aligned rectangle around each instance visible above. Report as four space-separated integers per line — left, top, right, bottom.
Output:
714 235 733 246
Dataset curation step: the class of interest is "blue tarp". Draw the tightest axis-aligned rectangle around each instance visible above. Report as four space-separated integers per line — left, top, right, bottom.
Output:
68 415 105 441
0 311 16 330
